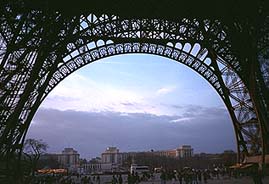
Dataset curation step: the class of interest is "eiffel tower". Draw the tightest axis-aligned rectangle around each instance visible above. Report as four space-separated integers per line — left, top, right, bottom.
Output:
0 0 268 183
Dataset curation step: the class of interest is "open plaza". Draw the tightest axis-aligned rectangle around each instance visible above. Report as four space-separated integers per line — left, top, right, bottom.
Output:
35 173 269 184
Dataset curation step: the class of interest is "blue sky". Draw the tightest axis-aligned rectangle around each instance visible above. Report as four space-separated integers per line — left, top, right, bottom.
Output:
27 54 236 159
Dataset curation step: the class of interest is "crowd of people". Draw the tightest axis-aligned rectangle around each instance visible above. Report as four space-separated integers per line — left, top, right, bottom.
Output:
31 166 265 184
160 169 210 184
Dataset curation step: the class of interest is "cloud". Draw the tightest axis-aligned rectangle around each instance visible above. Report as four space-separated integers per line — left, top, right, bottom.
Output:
28 106 236 158
41 74 185 116
170 104 184 109
121 102 135 106
40 62 224 117
170 117 193 123
156 86 176 96
42 73 148 113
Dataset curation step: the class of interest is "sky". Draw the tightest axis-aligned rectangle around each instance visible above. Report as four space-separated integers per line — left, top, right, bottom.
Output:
27 54 236 159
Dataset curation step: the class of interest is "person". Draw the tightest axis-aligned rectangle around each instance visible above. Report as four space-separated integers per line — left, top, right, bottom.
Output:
97 175 100 184
193 170 198 184
118 174 123 184
127 173 133 184
112 175 117 184
134 172 139 183
160 171 166 184
88 176 92 184
251 164 263 184
203 170 207 184
177 171 183 184
197 170 202 184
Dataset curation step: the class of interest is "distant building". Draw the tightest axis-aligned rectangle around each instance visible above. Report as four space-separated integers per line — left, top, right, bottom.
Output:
121 152 137 162
82 145 194 173
39 148 80 171
101 145 193 165
101 147 122 164
58 148 80 171
82 147 125 174
151 149 177 157
142 145 193 158
176 145 193 158
89 157 102 164
83 163 119 174
223 150 236 154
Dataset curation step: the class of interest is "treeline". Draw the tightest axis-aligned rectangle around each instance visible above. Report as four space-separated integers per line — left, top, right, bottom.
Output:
129 152 236 171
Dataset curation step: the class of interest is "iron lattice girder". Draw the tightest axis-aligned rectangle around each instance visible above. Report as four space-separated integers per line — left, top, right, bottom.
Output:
0 6 80 155
78 15 242 71
13 0 262 20
0 0 268 167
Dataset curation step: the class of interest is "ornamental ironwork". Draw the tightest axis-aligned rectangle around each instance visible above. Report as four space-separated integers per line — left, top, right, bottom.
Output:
0 0 268 183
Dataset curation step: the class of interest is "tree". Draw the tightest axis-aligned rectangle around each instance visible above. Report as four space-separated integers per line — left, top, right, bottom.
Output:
37 155 60 169
23 138 48 177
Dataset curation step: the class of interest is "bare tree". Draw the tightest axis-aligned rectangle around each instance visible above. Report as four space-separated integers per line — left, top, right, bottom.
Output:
23 138 48 177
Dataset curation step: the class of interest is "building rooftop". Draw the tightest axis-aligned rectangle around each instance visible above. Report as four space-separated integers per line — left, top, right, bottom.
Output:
62 148 79 154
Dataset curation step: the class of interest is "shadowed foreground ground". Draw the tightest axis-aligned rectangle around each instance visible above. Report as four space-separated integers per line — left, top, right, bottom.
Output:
139 176 269 184
64 174 269 184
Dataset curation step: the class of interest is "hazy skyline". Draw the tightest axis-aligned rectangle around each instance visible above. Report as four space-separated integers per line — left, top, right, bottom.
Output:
27 54 236 159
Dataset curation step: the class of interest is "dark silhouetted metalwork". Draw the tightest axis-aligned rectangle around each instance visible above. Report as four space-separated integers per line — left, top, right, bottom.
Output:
0 0 268 183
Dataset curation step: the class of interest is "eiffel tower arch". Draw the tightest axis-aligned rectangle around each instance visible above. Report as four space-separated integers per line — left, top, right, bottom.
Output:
0 0 268 182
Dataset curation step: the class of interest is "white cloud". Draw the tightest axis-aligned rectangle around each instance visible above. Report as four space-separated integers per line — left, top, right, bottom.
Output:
41 73 187 116
170 117 193 123
41 72 223 117
156 86 176 96
42 73 164 114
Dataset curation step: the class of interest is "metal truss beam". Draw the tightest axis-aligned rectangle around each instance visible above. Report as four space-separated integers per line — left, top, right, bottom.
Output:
0 1 268 183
